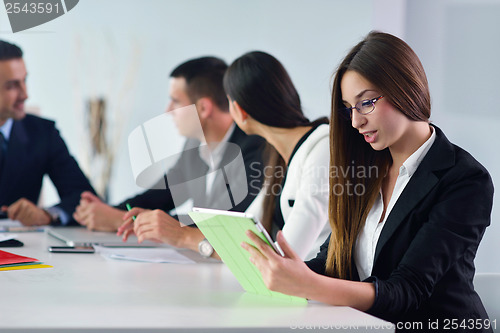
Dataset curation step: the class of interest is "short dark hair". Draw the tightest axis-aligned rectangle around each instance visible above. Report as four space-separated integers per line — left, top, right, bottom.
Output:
0 40 23 60
170 56 229 111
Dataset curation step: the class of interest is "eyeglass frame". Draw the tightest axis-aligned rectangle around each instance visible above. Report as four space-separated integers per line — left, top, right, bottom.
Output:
341 95 385 119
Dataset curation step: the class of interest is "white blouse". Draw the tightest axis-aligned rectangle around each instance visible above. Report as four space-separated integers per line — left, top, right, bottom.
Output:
246 124 331 260
355 126 436 281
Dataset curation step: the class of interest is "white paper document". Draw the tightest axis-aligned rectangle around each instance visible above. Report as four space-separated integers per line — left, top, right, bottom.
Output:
0 233 18 242
0 219 22 228
93 245 195 264
0 219 46 232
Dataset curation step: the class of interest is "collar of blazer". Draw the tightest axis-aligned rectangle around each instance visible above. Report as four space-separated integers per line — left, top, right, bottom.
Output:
373 124 455 264
219 124 247 166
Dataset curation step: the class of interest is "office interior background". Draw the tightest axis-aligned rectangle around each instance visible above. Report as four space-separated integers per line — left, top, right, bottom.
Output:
1 0 499 272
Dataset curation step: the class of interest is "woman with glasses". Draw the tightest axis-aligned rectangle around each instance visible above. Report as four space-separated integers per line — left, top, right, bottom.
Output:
243 32 493 332
224 51 331 260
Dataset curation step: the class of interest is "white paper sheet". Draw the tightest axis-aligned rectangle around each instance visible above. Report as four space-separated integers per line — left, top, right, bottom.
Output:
0 219 46 232
0 219 23 228
93 245 195 264
0 233 18 242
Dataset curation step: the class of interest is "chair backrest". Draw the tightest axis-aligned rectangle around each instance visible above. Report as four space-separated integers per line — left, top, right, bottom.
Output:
474 273 500 331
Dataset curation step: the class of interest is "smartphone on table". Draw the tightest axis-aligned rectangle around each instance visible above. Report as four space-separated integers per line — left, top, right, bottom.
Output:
48 246 95 253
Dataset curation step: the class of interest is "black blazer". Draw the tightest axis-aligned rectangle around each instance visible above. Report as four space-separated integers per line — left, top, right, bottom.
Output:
116 125 265 216
307 126 493 332
0 115 95 224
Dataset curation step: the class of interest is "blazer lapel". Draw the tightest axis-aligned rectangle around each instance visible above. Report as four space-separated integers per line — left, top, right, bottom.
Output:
373 125 455 264
0 120 29 202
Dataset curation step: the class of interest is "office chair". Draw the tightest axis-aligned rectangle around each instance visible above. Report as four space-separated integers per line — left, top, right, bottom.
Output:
474 273 500 332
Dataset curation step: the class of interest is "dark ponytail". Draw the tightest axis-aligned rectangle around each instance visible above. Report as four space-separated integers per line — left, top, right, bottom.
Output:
224 51 328 231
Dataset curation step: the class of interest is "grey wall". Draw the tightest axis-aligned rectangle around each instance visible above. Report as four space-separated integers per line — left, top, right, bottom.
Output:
0 0 372 204
1 0 498 272
404 0 500 273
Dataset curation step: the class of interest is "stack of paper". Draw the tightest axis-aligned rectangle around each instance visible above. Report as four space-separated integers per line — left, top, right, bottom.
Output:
0 249 52 271
94 245 195 264
0 233 23 247
0 218 46 232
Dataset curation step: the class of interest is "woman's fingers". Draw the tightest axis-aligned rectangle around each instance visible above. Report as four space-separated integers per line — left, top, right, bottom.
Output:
276 231 300 260
245 230 279 259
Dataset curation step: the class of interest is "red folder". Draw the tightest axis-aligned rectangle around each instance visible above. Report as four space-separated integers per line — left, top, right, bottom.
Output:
0 250 38 266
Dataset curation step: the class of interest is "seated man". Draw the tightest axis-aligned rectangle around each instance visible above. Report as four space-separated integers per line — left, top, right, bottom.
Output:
0 40 95 226
74 57 265 244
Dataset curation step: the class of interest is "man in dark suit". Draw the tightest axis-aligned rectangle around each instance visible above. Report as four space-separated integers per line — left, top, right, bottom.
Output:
74 57 264 257
0 40 95 226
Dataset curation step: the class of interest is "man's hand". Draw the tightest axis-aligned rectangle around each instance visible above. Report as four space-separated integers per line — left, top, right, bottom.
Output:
73 191 125 231
1 198 51 226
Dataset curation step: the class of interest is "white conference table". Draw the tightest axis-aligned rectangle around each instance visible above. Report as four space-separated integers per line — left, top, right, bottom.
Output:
0 231 394 332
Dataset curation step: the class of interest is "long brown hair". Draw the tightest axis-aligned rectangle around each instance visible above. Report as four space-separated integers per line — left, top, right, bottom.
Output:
327 31 431 279
224 51 328 231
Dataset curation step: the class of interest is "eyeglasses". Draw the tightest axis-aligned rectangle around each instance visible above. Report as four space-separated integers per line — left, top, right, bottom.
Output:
341 95 384 119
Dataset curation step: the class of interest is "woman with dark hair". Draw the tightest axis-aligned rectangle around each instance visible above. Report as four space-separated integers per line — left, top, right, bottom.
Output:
242 33 493 332
224 51 331 260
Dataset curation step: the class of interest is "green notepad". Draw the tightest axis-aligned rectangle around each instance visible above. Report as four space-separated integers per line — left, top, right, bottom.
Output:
188 208 307 305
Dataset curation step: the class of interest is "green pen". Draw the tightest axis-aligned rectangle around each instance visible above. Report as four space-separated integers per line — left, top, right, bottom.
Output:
125 203 137 221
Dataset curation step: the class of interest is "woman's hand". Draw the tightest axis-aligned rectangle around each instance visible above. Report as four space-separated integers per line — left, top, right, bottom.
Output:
117 207 148 242
124 209 187 246
118 209 209 253
241 230 315 298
